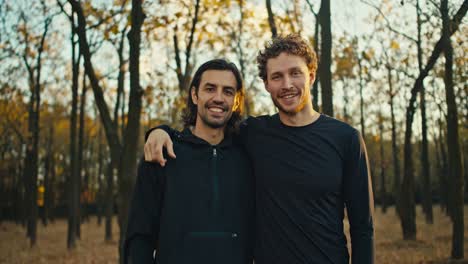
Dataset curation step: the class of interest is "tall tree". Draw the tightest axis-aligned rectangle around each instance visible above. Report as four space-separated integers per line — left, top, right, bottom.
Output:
387 64 401 218
417 0 433 224
318 0 333 116
66 9 81 249
117 0 145 262
378 112 387 213
305 0 320 111
441 0 464 259
77 65 88 236
19 1 53 246
42 123 54 226
266 0 277 38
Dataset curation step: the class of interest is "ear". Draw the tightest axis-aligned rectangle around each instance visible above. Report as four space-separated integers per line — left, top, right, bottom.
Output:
309 71 316 85
190 87 198 105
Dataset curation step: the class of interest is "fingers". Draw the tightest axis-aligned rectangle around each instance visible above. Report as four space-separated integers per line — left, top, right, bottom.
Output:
154 141 166 166
144 129 175 167
166 140 176 159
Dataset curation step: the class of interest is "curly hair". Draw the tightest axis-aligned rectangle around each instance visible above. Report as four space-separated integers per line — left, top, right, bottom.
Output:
182 59 244 135
257 34 318 81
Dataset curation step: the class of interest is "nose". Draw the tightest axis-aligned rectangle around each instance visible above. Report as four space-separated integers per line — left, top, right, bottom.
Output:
212 88 224 103
282 75 293 89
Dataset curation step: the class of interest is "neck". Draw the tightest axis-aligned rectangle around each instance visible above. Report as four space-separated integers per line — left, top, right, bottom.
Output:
278 103 320 127
192 123 225 145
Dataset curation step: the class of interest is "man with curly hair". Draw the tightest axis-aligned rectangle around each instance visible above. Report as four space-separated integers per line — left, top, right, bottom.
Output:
145 34 374 264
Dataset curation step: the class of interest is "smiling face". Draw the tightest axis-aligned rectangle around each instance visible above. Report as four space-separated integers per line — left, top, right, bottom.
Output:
265 52 315 115
192 70 240 130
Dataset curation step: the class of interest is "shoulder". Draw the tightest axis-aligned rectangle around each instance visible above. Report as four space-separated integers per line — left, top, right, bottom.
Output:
244 114 278 129
317 114 358 139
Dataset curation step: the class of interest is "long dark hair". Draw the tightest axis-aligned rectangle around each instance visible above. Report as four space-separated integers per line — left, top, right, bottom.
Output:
182 59 244 134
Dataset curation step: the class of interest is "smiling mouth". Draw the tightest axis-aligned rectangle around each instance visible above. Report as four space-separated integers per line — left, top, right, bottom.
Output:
280 93 297 99
207 105 227 114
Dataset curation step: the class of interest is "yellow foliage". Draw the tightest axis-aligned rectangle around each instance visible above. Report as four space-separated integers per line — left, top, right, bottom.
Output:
390 40 400 50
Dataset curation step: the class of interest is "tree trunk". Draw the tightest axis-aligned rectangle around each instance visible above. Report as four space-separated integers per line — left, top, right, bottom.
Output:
97 127 104 226
388 66 401 217
312 19 320 111
76 67 88 238
416 0 433 224
358 57 366 139
114 27 128 132
42 125 54 226
118 1 145 263
305 0 320 111
21 12 50 246
68 12 80 248
379 112 387 213
266 0 277 38
437 118 449 214
342 78 349 123
318 0 333 116
441 0 464 258
105 161 114 242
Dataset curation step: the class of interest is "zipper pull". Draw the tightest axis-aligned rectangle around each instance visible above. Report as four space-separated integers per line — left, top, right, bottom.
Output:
213 148 217 157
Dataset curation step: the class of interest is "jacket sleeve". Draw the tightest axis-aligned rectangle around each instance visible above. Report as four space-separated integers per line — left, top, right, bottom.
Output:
144 125 178 142
343 129 374 264
124 160 165 264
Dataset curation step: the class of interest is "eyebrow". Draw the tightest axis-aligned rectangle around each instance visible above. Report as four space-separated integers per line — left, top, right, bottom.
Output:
204 82 236 90
289 67 303 72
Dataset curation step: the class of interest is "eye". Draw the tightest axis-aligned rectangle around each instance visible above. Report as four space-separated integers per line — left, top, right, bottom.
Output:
292 70 302 76
271 75 280 80
224 88 235 96
206 86 215 92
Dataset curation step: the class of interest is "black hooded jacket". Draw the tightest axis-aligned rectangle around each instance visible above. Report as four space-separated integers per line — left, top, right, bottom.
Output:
125 128 255 264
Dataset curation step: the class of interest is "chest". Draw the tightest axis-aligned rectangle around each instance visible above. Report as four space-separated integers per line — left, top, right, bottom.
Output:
248 126 345 197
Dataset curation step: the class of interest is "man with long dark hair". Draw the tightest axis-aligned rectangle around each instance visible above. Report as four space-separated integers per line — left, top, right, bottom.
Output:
125 59 254 264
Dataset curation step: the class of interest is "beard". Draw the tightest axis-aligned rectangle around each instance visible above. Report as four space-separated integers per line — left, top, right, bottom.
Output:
198 103 232 129
270 92 308 116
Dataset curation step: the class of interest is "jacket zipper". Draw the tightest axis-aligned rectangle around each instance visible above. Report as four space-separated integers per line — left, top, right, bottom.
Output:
212 147 219 212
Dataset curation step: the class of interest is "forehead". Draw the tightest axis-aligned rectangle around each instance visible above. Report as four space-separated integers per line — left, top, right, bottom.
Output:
200 70 237 88
266 52 308 74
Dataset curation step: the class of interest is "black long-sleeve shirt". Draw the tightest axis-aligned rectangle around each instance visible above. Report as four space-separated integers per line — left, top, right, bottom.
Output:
241 114 374 264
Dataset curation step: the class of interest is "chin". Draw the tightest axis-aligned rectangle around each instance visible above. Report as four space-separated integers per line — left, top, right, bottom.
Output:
275 103 298 114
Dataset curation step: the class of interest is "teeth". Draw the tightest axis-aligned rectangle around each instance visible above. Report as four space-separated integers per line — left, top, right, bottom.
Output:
282 94 295 99
209 107 223 113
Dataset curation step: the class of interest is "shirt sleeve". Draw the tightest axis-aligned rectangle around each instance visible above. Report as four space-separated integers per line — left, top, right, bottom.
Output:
124 159 165 264
343 129 375 264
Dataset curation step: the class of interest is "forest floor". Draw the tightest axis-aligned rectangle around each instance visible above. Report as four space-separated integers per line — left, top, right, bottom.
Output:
0 205 467 263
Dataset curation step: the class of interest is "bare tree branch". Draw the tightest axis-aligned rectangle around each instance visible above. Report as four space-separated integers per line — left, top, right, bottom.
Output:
361 0 418 43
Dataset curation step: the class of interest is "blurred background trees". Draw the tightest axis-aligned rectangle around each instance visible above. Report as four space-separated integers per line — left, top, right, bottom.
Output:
0 0 466 262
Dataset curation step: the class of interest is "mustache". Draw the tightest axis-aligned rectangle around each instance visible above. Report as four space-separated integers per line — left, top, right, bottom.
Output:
279 89 298 97
205 102 229 111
